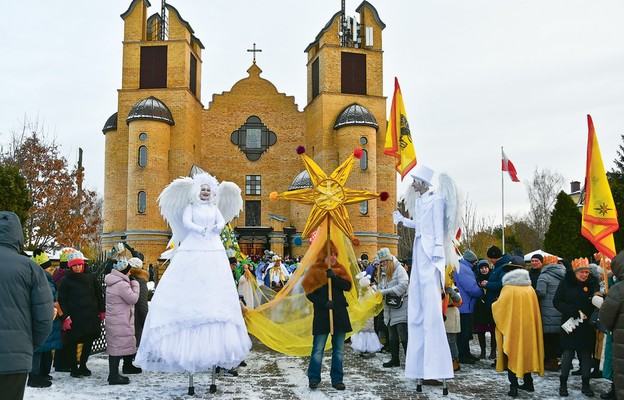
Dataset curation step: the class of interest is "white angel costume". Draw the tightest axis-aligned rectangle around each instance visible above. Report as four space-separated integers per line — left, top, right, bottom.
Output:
393 165 462 381
135 172 251 373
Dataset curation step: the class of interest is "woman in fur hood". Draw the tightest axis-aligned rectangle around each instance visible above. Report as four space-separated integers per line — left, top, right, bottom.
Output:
301 240 352 391
492 256 544 398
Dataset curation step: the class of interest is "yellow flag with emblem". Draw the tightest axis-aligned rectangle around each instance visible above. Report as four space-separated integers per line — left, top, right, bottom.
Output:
581 115 619 259
384 77 417 180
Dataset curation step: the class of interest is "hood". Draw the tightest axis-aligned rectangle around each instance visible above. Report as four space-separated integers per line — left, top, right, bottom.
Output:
611 251 624 281
502 268 531 286
0 211 24 252
541 263 566 280
105 268 130 286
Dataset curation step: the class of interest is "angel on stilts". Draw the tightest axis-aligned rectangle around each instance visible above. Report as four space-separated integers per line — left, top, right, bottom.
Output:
392 164 462 396
135 170 251 395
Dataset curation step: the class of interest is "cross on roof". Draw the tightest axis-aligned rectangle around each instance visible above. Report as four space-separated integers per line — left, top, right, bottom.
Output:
247 43 262 64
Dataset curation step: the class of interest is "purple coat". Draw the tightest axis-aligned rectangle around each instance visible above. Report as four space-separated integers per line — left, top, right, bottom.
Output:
105 269 140 356
456 258 483 314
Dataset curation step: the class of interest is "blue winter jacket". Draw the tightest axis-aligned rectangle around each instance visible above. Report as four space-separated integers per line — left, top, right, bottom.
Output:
484 254 512 307
456 258 484 314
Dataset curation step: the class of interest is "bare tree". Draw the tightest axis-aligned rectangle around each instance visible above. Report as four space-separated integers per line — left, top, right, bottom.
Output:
396 199 415 260
461 195 496 251
525 167 564 247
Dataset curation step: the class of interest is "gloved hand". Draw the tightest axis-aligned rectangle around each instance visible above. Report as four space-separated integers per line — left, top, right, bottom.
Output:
392 210 404 225
100 312 106 321
592 295 604 309
446 286 462 303
62 316 72 331
326 269 336 279
129 275 137 281
212 224 223 234
324 300 334 309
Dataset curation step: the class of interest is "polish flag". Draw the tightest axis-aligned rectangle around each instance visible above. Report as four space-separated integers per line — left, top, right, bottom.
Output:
502 150 520 182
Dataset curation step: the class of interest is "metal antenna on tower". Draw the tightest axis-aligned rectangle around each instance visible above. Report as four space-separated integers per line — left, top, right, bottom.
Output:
160 0 167 40
340 0 346 47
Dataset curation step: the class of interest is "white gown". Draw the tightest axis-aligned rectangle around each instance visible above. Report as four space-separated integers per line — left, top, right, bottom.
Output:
136 201 251 373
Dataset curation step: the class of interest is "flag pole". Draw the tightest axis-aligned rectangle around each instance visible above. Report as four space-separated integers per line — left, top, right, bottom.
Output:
501 146 506 253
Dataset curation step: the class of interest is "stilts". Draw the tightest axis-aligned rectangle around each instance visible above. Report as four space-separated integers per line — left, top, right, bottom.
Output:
209 365 217 393
416 378 422 392
442 378 448 396
188 372 195 396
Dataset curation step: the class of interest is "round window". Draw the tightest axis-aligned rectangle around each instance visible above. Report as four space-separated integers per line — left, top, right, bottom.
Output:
139 132 148 141
360 137 368 145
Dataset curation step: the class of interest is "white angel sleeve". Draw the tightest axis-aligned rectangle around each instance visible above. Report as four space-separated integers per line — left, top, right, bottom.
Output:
438 173 463 270
216 181 243 223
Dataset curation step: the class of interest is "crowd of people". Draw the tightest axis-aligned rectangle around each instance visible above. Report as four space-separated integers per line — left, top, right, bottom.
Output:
1 161 623 400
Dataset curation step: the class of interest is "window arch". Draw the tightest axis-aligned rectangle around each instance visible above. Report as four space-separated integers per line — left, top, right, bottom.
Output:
359 200 368 215
138 145 147 167
138 191 147 213
360 149 368 170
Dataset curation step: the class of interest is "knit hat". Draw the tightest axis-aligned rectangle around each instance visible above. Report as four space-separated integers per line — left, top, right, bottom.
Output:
59 247 76 263
33 252 52 269
530 254 544 263
486 246 503 259
476 259 490 269
107 242 125 258
128 257 143 269
67 250 85 267
376 248 393 262
572 257 590 273
114 257 132 274
503 255 526 272
462 249 478 263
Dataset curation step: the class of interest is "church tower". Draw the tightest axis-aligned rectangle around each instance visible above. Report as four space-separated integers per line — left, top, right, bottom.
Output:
303 1 397 257
102 0 204 258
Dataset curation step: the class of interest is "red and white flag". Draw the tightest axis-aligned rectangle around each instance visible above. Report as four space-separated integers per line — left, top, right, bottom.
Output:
502 149 520 182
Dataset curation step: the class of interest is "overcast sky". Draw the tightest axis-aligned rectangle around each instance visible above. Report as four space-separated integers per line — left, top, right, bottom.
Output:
2 1 623 225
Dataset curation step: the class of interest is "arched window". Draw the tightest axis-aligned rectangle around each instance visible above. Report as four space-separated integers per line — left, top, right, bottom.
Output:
138 191 147 213
359 200 368 215
138 146 147 167
360 149 368 170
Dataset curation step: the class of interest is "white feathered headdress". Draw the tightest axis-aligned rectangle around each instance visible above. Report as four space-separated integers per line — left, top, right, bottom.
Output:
158 167 243 249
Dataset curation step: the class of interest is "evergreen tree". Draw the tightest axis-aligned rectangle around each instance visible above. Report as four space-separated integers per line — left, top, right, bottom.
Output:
0 164 31 226
544 191 593 259
611 134 624 181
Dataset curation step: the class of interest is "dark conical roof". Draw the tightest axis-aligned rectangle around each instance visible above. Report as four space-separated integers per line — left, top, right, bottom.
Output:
126 96 174 125
333 103 379 130
102 112 118 134
288 170 313 191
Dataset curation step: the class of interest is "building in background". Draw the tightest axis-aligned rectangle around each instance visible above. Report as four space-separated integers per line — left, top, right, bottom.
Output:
102 0 397 266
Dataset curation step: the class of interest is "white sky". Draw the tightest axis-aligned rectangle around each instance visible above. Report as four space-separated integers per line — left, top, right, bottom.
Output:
2 0 623 225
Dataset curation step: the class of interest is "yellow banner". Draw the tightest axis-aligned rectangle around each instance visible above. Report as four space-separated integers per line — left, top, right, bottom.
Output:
581 115 619 259
384 77 417 180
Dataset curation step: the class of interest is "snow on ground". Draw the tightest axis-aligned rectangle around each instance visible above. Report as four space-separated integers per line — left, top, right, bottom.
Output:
24 338 611 399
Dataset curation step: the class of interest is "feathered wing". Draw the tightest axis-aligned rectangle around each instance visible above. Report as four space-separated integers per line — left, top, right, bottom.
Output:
216 181 243 223
438 173 463 271
157 176 195 248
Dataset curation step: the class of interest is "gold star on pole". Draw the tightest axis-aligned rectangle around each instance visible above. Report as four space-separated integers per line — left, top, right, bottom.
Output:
271 148 384 243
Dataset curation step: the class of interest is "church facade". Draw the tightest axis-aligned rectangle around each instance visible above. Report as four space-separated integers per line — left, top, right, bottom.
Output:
102 0 398 266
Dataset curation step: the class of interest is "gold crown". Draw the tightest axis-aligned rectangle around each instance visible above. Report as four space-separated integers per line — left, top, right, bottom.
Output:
543 255 559 265
571 257 590 271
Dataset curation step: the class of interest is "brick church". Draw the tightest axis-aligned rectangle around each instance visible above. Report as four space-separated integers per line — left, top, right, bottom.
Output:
101 0 398 266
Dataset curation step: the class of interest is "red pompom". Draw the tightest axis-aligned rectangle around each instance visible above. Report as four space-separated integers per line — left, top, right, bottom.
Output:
353 148 363 159
352 238 361 246
296 145 306 155
380 191 389 201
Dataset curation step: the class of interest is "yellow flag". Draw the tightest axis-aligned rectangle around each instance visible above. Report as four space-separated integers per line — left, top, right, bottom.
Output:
384 77 416 180
581 115 619 259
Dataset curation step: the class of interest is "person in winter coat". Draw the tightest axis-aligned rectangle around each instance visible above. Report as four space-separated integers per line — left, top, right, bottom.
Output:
599 251 624 400
105 258 141 385
51 247 75 373
301 239 352 391
528 254 544 288
28 250 63 388
554 258 600 397
456 250 484 364
128 257 149 348
473 259 497 360
375 248 409 368
492 256 544 398
0 211 54 400
58 250 105 378
535 256 566 371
